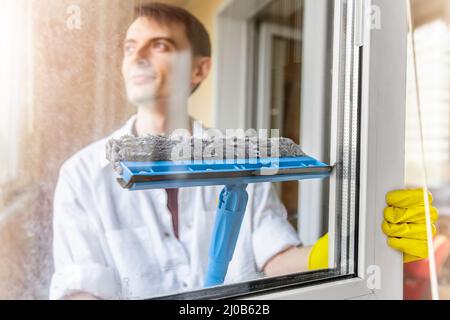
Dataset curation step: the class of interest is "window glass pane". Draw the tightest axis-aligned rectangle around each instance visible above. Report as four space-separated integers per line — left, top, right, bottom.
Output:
404 0 450 299
0 0 360 299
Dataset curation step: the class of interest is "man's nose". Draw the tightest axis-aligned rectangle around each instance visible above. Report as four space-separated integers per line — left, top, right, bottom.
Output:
132 44 152 67
135 58 150 68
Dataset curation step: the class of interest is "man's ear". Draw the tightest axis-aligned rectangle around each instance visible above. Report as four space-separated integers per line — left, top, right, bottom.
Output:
191 57 212 91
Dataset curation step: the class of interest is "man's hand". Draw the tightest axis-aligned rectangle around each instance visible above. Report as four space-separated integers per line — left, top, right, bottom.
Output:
308 234 328 271
382 188 439 263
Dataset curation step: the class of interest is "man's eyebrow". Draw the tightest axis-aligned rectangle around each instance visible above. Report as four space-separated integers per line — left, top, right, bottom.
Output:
123 39 137 45
123 37 178 48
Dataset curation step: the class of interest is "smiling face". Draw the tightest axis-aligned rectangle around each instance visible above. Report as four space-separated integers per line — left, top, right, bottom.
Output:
122 17 197 107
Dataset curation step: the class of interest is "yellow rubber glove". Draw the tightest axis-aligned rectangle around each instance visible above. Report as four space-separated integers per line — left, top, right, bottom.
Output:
308 233 329 270
382 188 439 263
308 189 439 269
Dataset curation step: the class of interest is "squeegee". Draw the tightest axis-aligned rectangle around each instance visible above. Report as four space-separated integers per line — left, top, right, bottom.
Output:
107 135 332 287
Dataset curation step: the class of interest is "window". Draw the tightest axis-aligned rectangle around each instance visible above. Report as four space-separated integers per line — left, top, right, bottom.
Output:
0 0 406 300
0 0 30 188
404 1 450 299
200 0 406 299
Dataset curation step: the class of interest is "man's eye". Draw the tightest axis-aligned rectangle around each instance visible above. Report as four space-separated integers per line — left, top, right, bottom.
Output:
124 45 135 55
153 42 169 52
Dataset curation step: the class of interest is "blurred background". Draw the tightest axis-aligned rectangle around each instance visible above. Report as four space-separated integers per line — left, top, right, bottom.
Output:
0 0 449 299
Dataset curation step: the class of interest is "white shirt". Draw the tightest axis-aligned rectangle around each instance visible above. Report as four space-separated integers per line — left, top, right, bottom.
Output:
50 116 301 300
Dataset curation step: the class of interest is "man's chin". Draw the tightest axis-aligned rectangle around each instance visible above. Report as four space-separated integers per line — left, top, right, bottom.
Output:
127 93 157 107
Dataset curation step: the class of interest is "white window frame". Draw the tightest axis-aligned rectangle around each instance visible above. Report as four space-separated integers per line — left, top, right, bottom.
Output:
298 0 332 246
215 0 406 300
256 23 302 130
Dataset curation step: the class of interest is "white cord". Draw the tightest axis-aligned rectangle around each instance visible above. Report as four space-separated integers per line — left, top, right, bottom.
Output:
405 0 439 301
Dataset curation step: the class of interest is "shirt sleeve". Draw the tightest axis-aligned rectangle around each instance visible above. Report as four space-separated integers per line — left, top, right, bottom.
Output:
49 164 120 300
251 183 301 271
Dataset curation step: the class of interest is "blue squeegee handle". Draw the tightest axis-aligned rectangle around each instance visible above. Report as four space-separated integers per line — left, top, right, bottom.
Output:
204 184 249 287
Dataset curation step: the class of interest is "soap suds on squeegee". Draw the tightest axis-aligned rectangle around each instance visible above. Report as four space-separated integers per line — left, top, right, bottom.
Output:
106 135 306 173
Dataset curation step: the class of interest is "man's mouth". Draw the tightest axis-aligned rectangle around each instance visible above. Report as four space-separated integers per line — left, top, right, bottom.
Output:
129 74 156 85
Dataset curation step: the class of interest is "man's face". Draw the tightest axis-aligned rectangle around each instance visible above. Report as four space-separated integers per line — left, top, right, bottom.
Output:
122 17 194 107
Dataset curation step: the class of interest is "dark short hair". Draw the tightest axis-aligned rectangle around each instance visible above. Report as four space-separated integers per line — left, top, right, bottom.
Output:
134 2 211 58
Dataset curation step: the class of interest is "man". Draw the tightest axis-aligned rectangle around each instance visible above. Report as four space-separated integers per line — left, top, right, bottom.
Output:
50 3 437 300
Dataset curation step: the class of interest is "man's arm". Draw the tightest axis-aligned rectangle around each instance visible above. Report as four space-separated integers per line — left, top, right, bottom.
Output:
50 164 119 300
263 246 312 277
250 183 304 274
